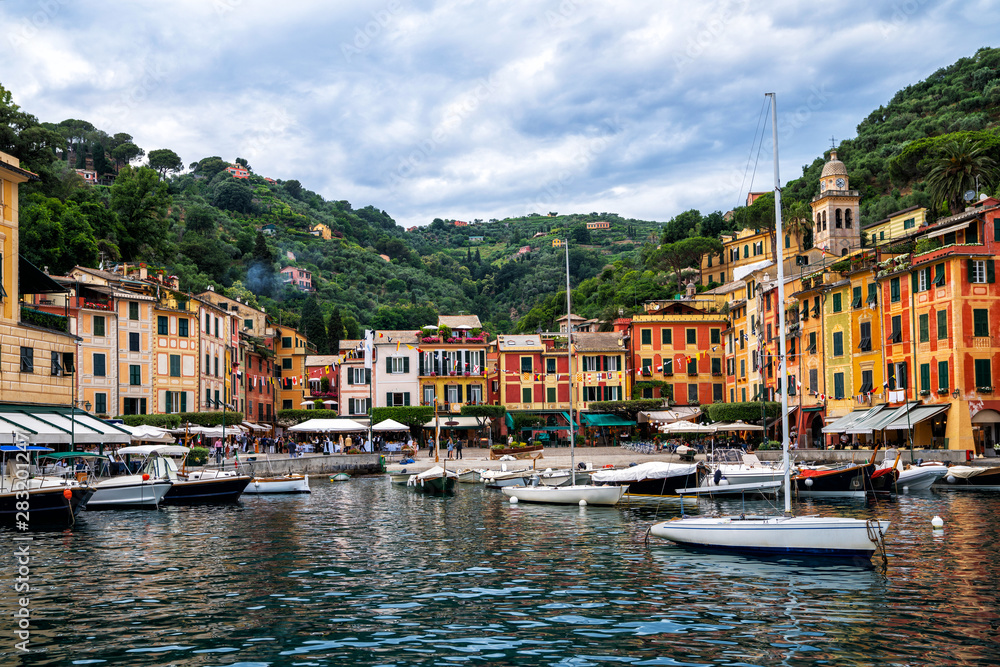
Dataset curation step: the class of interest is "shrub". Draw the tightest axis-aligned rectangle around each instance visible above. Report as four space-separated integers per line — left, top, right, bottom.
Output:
187 447 209 466
119 414 182 429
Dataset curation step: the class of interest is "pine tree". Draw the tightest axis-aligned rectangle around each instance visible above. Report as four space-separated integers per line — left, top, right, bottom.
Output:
327 309 344 355
301 297 329 354
252 232 273 264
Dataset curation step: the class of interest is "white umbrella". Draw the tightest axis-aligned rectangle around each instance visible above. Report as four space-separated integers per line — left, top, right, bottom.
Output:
659 422 717 433
372 418 410 432
712 421 765 432
287 418 367 433
322 400 337 406
120 424 175 443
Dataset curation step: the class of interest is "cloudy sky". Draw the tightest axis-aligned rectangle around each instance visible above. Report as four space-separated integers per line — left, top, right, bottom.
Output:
3 0 996 227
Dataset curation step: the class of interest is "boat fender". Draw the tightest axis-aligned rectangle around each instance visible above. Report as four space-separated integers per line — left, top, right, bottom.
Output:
713 469 722 486
629 462 637 467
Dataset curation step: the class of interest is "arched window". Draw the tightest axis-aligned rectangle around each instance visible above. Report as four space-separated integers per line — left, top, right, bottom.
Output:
744 245 749 258
841 247 848 256
835 209 843 228
845 209 853 228
822 211 827 231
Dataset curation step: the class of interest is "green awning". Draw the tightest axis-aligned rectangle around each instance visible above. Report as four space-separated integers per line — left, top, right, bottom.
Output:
802 405 825 412
581 414 636 427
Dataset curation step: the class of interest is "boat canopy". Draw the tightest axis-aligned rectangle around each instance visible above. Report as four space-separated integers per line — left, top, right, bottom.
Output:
0 445 54 452
591 461 699 483
38 451 107 459
116 444 191 457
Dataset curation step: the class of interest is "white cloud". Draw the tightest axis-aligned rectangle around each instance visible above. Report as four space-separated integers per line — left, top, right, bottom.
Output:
0 0 995 229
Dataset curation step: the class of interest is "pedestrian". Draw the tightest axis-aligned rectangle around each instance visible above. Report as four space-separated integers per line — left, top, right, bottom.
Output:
345 434 353 452
446 437 454 459
338 434 344 453
456 438 463 460
428 437 435 457
214 439 223 465
288 439 297 458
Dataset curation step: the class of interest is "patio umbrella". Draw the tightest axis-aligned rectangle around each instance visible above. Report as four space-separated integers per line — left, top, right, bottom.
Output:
712 420 764 431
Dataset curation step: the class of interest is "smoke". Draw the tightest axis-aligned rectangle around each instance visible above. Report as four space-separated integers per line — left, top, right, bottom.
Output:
245 261 278 298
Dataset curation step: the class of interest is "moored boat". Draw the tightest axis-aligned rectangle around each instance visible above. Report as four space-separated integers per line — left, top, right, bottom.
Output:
118 445 250 504
502 483 628 505
934 465 1000 490
456 468 482 484
243 474 310 494
1 445 95 526
480 468 533 488
406 465 458 494
591 461 704 499
330 472 351 482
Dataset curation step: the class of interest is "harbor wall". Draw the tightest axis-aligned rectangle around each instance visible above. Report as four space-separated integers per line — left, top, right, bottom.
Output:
228 453 385 475
754 448 979 465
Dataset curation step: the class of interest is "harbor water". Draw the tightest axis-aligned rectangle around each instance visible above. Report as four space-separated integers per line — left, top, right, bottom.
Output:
2 479 999 666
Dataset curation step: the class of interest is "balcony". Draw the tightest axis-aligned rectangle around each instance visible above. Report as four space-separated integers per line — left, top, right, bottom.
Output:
971 336 995 349
20 306 69 333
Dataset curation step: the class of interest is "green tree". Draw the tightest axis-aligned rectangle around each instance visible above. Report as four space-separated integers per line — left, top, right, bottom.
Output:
784 200 813 251
927 136 1000 214
252 232 273 264
110 142 144 170
192 156 230 179
0 84 65 170
342 313 360 340
327 309 344 355
184 205 218 235
147 148 183 180
108 166 171 260
650 236 723 286
212 178 254 213
571 224 592 244
224 280 260 309
283 179 303 198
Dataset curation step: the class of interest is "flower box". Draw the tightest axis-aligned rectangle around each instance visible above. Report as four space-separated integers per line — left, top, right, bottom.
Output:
937 389 949 395
977 386 994 394
919 390 930 397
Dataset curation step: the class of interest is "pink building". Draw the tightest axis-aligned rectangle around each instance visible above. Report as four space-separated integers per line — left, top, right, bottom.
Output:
226 165 249 179
280 266 315 291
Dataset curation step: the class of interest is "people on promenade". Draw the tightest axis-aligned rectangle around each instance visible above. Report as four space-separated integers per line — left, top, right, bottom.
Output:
338 434 344 453
345 434 353 452
289 439 297 458
446 436 454 459
214 439 223 465
456 438 463 460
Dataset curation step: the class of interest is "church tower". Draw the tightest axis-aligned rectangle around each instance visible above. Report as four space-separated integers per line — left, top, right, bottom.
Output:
810 150 860 256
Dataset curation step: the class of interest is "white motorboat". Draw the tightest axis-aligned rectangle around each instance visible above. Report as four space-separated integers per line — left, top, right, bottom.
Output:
591 461 703 499
706 449 789 487
876 449 947 492
37 451 171 509
388 470 413 484
537 468 592 486
243 474 310 494
502 483 628 505
481 468 533 488
650 515 891 558
649 94 889 562
118 445 251 504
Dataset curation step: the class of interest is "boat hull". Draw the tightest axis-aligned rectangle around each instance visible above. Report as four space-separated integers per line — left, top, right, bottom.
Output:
243 475 310 494
501 484 627 505
88 478 172 508
408 476 456 494
896 466 948 492
538 470 592 486
794 461 879 498
601 469 703 498
482 473 532 488
0 486 95 527
162 476 251 504
388 472 412 485
650 516 890 558
935 466 1000 490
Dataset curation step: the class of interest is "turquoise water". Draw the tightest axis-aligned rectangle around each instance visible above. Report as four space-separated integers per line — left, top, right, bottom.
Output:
2 479 999 666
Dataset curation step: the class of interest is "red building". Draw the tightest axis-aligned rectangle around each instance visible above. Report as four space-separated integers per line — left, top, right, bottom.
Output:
305 354 341 413
244 335 275 425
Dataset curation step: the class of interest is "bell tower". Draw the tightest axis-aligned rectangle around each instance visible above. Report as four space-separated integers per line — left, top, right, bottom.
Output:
810 150 861 256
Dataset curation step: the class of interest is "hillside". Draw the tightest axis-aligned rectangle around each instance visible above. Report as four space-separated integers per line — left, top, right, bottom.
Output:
3 46 1000 341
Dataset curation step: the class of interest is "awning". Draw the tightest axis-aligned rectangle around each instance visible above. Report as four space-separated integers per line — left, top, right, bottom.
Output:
0 405 131 445
802 405 825 412
882 404 949 431
639 408 701 423
847 403 919 434
822 406 883 434
924 219 971 239
18 255 68 294
580 413 636 427
422 416 491 429
712 420 764 431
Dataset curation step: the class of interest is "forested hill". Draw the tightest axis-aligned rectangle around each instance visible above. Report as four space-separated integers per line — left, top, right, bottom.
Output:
2 46 999 345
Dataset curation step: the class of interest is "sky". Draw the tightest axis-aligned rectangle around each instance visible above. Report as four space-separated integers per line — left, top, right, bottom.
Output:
3 0 997 228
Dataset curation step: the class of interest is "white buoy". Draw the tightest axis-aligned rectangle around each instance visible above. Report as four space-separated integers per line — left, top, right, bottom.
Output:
946 475 956 484
579 499 587 507
931 515 944 528
804 478 813 487
902 486 909 494
509 496 518 504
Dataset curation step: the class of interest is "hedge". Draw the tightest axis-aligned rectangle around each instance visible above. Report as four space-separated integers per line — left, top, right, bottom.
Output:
704 401 782 423
370 406 434 429
587 399 663 418
275 409 340 426
118 414 182 428
177 411 245 427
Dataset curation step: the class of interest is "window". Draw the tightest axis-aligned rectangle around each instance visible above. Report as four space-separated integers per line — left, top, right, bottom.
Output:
890 277 900 303
740 359 746 378
122 397 147 415
687 357 698 375
937 309 948 340
832 293 842 313
63 352 74 374
661 328 672 345
94 315 106 337
582 386 600 402
808 331 817 354
521 387 532 403
640 329 652 345
916 266 931 292
920 363 930 392
157 316 168 335
852 286 862 309
520 356 533 373
582 356 600 372
919 314 929 342
710 328 720 345
974 359 993 389
687 383 699 404
938 360 949 391
282 336 292 348
867 283 877 306
387 356 409 374
93 353 106 377
686 328 696 345
903 217 915 230
859 369 874 394
348 398 371 415
969 259 995 284
423 385 436 405
129 332 140 352
214 317 220 338
214 356 220 377
446 385 461 404
889 315 902 343
129 302 139 320
282 358 292 370
386 392 410 407
546 358 556 374
348 368 370 385
713 383 723 402
547 387 556 403
741 387 746 402
711 357 721 375
641 358 653 377
603 386 622 401
744 245 749 258
974 309 989 337
809 368 818 393
95 393 107 415
169 355 180 377
832 331 843 357
49 351 61 376
834 372 845 400
858 321 872 352
178 318 189 337
244 318 254 330
129 364 141 386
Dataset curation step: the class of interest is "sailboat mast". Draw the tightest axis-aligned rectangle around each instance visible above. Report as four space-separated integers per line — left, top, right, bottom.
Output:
565 240 576 486
768 92 792 514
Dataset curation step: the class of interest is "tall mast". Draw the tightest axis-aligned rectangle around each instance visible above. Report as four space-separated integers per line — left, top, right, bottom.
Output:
565 240 575 486
768 92 792 514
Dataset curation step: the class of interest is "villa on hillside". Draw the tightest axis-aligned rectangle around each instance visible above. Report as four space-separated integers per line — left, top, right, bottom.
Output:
226 164 249 179
280 266 315 292
586 221 611 230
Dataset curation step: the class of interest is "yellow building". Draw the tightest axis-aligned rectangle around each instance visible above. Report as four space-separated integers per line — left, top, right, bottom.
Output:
417 315 488 412
275 323 312 411
310 223 332 240
864 206 928 246
152 287 200 413
0 151 76 407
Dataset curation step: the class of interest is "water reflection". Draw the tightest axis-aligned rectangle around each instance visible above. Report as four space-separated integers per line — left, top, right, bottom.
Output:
1 480 998 665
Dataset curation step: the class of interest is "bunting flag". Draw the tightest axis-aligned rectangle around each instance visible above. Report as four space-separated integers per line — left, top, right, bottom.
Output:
396 341 401 351
522 373 531 382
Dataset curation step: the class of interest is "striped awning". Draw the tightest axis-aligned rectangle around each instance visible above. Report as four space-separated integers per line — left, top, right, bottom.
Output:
0 405 131 445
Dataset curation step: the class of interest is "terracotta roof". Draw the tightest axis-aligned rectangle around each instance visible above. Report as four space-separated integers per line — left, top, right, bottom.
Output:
496 334 542 351
306 355 341 366
573 331 624 352
820 151 848 178
374 330 419 345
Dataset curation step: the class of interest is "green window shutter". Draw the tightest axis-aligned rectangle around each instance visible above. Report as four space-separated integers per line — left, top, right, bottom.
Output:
937 309 948 339
347 371 353 385
974 309 989 337
938 360 949 390
180 392 187 413
386 392 392 406
911 271 918 293
365 368 371 385
988 260 996 284
920 363 930 392
386 357 392 373
457 384 463 402
934 263 945 286
919 314 928 342
404 393 410 406
968 258 975 282
404 357 410 373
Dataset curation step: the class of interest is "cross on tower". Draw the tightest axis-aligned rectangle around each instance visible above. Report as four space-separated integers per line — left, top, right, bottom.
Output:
829 136 836 150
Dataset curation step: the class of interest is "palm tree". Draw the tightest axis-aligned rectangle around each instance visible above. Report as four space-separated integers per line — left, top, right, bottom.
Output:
783 200 813 252
926 137 1000 215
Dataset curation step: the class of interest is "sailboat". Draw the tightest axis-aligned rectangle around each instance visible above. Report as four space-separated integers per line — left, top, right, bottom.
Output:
650 93 890 559
502 240 629 506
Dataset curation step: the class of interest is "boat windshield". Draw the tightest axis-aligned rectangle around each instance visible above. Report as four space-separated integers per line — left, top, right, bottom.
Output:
142 456 178 480
709 449 745 465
